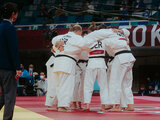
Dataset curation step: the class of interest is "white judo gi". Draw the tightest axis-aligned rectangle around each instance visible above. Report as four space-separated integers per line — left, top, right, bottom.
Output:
45 55 56 106
52 29 126 108
102 29 136 106
102 37 129 105
83 41 108 104
52 30 105 108
72 64 82 102
36 79 47 96
52 32 85 108
45 35 64 107
72 29 118 104
72 51 88 103
82 28 133 105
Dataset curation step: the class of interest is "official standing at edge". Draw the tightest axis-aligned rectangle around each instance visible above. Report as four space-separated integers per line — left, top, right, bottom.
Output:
0 2 21 120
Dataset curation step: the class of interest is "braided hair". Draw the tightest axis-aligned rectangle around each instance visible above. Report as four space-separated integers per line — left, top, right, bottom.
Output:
97 23 107 30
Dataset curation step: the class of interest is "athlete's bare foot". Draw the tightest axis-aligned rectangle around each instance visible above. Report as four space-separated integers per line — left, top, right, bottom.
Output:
77 102 82 109
101 104 106 112
108 104 122 112
72 102 77 110
83 103 90 111
121 107 127 111
125 104 134 111
58 107 73 112
105 105 113 110
58 107 68 112
46 106 57 111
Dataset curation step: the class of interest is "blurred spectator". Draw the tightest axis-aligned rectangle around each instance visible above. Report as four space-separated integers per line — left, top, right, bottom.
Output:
38 3 53 25
146 77 154 88
119 0 130 20
138 85 148 96
121 0 128 6
38 3 49 17
134 0 145 12
55 3 65 16
17 64 29 96
138 74 160 96
146 85 159 95
25 64 38 96
120 6 129 15
151 72 160 92
34 72 47 96
121 0 128 8
84 0 94 12
120 0 129 14
113 16 119 20
20 64 29 78
152 0 160 10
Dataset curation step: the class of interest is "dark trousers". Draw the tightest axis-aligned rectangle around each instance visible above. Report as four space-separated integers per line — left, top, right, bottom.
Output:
0 69 17 120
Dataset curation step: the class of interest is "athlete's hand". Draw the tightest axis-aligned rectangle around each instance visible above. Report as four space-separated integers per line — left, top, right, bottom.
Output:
112 28 124 35
51 48 55 53
15 70 22 79
112 28 118 33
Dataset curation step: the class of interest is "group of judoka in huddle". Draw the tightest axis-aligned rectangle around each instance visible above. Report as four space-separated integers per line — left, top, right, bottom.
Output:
44 23 136 112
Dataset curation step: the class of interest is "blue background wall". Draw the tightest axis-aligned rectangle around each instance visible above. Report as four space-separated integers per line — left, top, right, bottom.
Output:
94 80 100 91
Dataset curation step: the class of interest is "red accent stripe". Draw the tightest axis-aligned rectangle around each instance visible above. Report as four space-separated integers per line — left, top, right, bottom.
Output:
119 38 127 41
89 50 104 55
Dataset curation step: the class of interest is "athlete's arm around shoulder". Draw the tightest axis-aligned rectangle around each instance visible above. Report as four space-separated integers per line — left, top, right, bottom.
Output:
83 29 114 43
103 37 128 50
121 28 130 37
69 35 91 51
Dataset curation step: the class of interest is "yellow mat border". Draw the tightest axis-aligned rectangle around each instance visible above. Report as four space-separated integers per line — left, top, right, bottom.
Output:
0 106 53 120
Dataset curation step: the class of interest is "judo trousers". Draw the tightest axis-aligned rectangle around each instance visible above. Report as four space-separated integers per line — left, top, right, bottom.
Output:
45 66 57 106
120 62 134 107
108 58 134 105
84 68 108 104
54 72 75 107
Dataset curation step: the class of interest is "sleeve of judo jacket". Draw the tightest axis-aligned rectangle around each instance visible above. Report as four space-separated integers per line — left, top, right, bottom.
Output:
121 28 130 38
83 29 114 45
71 29 115 50
102 38 128 50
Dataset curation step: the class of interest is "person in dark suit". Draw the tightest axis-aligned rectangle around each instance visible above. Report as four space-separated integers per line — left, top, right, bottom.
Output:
0 2 21 120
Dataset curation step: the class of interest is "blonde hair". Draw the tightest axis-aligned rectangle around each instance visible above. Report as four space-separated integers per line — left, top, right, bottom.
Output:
69 23 82 32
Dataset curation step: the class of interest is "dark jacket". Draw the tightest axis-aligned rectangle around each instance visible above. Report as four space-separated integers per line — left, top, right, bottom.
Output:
0 19 20 71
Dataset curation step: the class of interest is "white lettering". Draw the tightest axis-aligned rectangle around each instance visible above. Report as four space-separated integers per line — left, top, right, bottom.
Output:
133 25 147 47
151 25 160 46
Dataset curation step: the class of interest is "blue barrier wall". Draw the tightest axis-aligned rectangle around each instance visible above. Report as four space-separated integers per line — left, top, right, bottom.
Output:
94 80 100 91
